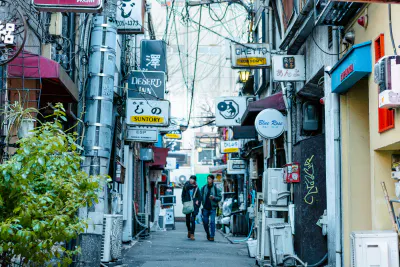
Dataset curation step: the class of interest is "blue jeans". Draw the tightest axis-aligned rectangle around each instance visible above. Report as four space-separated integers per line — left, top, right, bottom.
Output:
202 209 216 238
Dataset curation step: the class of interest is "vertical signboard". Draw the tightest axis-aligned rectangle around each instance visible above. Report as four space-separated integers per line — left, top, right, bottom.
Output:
114 0 145 33
127 71 165 99
140 40 167 72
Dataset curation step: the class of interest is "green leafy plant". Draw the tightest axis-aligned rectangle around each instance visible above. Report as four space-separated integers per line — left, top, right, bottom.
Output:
0 103 104 266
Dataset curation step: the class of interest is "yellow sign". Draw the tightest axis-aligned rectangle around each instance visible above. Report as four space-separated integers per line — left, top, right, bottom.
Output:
223 147 239 153
165 133 181 139
131 116 164 124
236 57 267 67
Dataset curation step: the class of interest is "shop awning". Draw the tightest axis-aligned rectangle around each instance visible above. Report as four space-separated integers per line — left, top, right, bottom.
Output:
329 41 372 94
241 92 286 125
7 51 78 103
209 165 227 174
147 147 169 169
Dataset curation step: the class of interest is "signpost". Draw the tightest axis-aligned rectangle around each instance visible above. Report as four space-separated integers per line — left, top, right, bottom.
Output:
113 0 144 33
215 97 251 127
33 0 102 12
128 71 165 99
255 108 285 139
272 55 306 82
221 140 241 153
231 43 271 69
140 40 167 72
126 126 159 142
126 99 170 126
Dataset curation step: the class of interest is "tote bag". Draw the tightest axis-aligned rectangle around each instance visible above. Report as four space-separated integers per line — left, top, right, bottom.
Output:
182 187 197 215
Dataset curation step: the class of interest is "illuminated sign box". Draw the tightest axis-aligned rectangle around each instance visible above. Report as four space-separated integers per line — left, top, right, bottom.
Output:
32 0 102 12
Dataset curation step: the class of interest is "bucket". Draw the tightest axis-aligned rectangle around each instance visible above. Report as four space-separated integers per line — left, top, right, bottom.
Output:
246 239 257 258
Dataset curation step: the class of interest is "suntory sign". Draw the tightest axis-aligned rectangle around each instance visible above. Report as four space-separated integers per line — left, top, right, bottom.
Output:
126 99 170 126
231 43 271 69
33 0 102 12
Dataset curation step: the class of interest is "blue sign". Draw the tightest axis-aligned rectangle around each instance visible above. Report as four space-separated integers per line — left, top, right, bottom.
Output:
140 40 167 73
329 41 372 94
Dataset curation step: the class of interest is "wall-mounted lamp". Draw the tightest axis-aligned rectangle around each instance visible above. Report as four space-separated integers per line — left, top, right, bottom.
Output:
342 30 355 46
239 70 251 83
197 147 203 153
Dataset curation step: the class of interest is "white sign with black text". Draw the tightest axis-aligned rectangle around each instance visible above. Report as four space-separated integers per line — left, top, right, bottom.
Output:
216 97 251 127
126 99 170 126
255 109 285 139
115 0 144 33
227 159 246 174
126 126 159 142
165 157 177 170
221 140 241 154
272 55 306 81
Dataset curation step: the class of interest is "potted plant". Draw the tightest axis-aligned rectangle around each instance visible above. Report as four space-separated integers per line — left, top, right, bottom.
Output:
0 100 39 141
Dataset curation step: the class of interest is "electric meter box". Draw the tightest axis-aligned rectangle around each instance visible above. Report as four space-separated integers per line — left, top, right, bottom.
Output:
283 162 300 183
374 55 400 93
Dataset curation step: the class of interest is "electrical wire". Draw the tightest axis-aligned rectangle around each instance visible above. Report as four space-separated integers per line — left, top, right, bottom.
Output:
190 119 215 128
187 6 203 126
208 4 230 22
311 25 349 56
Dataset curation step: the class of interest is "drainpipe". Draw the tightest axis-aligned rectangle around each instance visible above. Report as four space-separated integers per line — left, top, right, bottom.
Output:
325 26 342 267
68 12 75 80
79 14 117 266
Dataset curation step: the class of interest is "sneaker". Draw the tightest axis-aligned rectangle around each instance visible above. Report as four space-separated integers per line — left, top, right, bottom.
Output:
208 237 214 241
190 234 195 240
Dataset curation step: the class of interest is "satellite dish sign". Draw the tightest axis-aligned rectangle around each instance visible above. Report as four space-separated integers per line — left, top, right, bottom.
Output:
255 109 285 139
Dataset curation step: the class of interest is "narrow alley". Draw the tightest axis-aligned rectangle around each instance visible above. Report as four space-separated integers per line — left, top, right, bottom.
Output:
123 223 255 267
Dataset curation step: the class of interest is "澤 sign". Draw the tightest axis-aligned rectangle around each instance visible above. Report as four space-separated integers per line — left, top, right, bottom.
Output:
231 43 271 69
113 0 144 33
255 108 285 139
33 0 102 12
221 140 241 154
126 99 170 126
126 126 159 142
128 71 165 99
272 55 306 82
215 97 250 127
141 40 167 73
164 130 182 140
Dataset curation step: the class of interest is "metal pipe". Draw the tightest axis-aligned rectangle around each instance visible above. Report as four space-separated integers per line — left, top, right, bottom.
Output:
68 12 75 79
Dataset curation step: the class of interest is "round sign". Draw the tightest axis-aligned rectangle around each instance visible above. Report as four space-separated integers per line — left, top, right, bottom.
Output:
255 108 285 139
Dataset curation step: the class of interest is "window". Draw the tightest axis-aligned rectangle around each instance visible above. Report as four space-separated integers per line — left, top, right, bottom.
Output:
375 34 395 133
198 149 214 165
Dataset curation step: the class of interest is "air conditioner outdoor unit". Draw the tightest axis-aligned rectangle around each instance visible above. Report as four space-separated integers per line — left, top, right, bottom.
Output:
351 231 399 267
268 223 295 266
136 213 149 231
374 55 400 93
101 214 123 262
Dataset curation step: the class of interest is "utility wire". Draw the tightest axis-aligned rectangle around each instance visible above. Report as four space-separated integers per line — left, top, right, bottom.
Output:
187 6 203 126
311 25 349 56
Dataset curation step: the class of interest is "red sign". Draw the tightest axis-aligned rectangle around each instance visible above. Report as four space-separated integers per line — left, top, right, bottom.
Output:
340 64 354 82
33 0 102 12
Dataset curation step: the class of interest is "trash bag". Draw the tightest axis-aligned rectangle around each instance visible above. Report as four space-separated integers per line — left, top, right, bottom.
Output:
222 198 233 217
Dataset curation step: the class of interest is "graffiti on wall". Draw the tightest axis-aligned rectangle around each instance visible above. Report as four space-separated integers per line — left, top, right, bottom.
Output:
303 155 318 205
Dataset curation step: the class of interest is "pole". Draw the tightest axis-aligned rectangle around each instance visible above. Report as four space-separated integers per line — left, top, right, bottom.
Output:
78 14 118 266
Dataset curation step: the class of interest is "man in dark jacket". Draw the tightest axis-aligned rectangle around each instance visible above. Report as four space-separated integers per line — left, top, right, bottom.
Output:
181 175 201 240
201 174 221 241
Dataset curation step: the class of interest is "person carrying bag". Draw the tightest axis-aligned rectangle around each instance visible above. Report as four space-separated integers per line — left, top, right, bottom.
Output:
181 175 201 240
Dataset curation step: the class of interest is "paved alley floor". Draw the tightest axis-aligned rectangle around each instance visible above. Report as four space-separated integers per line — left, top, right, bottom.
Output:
122 222 256 267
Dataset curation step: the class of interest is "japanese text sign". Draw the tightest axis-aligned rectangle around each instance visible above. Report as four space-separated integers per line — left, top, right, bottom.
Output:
221 140 241 154
140 40 167 73
272 55 306 81
126 99 170 126
113 0 144 33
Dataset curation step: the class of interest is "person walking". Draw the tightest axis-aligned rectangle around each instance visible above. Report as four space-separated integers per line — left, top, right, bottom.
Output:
201 174 221 241
181 175 201 240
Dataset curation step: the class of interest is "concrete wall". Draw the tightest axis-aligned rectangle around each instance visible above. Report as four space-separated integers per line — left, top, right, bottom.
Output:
340 79 372 266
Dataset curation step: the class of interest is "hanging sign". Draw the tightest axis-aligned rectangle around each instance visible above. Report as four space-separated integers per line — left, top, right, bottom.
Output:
164 130 182 140
113 0 144 33
255 109 285 139
166 140 181 152
128 71 165 99
126 126 159 142
227 159 246 174
33 0 102 12
215 97 251 127
272 55 306 81
141 40 167 72
221 140 241 154
231 43 271 69
126 99 170 126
